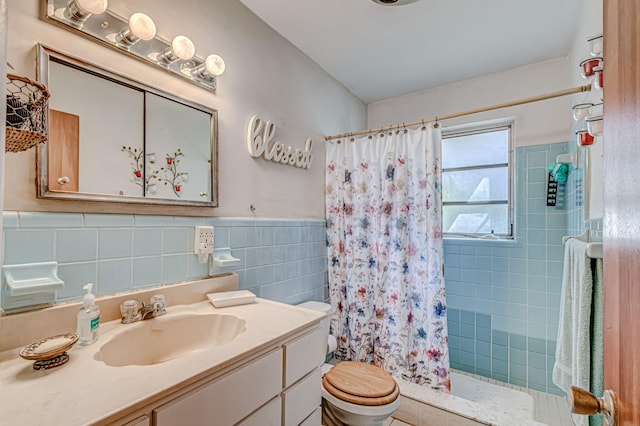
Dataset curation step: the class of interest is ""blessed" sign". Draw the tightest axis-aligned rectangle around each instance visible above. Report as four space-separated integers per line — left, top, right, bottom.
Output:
246 115 313 169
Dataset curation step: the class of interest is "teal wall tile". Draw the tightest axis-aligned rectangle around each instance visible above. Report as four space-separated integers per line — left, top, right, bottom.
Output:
134 215 175 227
528 352 547 370
85 214 134 227
230 227 248 248
461 337 475 353
476 341 491 357
3 212 18 228
476 355 491 372
510 334 526 349
133 257 162 288
162 228 191 254
510 363 526 381
57 230 97 263
134 229 163 257
4 230 54 264
187 255 209 280
98 259 132 295
476 326 491 343
492 344 508 361
19 212 84 228
214 227 230 248
99 229 133 259
162 254 188 284
174 217 208 226
56 262 97 300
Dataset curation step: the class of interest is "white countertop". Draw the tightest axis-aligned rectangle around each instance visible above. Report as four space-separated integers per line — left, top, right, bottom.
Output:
0 298 324 426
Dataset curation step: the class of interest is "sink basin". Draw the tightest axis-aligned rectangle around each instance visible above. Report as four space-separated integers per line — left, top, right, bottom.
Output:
95 312 246 367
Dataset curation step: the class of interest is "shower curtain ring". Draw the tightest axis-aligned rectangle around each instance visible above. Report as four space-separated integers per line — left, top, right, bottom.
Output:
421 119 426 131
434 116 440 128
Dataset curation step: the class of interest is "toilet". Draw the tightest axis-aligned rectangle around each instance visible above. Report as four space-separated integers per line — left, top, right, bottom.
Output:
298 302 400 426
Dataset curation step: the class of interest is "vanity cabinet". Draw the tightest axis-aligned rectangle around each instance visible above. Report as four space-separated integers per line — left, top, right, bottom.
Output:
117 323 325 426
153 348 283 426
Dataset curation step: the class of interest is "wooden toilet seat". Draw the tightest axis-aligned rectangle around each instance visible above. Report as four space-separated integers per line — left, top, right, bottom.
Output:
323 361 400 406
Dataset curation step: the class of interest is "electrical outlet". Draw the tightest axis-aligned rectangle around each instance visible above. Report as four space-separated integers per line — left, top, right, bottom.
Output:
194 226 214 255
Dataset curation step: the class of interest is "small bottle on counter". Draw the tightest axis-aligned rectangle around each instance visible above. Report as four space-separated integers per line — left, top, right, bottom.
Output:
77 283 100 345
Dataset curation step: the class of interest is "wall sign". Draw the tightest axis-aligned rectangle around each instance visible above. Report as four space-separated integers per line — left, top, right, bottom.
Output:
246 115 313 169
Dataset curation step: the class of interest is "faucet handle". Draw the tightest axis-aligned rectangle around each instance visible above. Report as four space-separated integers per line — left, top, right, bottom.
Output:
120 300 141 324
150 294 166 316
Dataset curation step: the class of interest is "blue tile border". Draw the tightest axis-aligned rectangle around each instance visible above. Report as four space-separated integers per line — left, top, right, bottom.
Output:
2 214 328 310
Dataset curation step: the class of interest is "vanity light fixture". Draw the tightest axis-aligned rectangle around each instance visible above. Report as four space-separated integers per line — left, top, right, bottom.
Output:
114 12 156 46
44 0 224 91
157 36 196 63
63 0 107 23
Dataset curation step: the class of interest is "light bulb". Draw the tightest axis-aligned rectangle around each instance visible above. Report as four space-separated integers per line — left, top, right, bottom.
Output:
116 12 156 45
192 54 225 79
157 36 195 63
129 13 156 41
204 54 225 76
65 0 107 22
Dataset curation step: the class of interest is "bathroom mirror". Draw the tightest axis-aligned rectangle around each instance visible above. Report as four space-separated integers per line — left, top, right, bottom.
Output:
36 44 218 207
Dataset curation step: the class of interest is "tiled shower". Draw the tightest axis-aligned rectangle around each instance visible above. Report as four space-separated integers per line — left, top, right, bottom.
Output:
446 141 598 396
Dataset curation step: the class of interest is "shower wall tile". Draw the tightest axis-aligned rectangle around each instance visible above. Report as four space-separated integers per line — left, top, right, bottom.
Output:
2 215 327 309
444 142 576 394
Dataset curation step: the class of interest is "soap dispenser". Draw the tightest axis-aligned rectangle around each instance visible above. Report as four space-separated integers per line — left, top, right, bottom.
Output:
77 283 100 345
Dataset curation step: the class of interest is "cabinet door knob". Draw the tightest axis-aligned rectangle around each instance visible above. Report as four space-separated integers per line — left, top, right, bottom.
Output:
57 176 70 185
568 386 617 425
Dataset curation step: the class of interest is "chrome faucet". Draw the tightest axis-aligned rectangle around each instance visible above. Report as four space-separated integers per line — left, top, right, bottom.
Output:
138 302 158 320
120 294 166 324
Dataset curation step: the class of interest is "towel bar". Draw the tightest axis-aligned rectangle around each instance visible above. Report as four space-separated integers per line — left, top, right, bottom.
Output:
562 230 603 258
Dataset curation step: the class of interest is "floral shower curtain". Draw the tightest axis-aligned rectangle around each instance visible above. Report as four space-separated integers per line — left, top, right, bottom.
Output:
325 125 450 391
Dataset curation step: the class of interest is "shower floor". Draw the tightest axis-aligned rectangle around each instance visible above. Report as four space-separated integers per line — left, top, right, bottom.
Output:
389 369 573 425
450 370 534 419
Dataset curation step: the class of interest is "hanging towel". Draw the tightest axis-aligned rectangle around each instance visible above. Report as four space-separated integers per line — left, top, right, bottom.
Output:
589 258 604 426
553 238 592 426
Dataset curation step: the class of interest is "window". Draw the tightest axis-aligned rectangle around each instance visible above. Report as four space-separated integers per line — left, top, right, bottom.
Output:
441 123 513 238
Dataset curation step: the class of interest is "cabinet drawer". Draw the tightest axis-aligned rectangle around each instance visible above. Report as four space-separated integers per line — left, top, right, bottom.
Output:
238 396 281 426
283 368 322 426
153 348 282 426
284 326 325 387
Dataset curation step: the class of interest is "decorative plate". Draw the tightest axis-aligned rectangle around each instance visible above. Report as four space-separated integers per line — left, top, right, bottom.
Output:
19 333 79 361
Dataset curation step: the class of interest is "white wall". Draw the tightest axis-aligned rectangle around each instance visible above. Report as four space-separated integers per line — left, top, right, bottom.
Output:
569 0 603 89
568 0 604 221
4 0 366 219
368 57 575 147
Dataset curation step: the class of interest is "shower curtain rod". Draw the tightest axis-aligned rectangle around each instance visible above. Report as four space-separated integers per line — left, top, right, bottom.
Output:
324 84 592 141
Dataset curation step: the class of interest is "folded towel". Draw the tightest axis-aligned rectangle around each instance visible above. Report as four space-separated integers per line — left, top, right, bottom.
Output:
553 238 592 426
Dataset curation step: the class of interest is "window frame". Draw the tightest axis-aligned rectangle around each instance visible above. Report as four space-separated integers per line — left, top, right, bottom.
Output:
441 120 515 239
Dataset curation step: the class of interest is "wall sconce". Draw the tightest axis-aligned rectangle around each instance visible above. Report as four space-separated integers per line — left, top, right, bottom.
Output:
44 0 224 91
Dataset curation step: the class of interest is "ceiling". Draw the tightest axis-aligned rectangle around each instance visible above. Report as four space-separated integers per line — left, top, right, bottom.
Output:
239 0 585 103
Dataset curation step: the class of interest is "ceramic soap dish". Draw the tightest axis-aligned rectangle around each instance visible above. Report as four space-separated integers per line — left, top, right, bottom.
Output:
19 333 78 370
207 290 256 308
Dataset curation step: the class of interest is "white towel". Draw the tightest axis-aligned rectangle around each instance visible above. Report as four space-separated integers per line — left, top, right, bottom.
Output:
553 238 593 426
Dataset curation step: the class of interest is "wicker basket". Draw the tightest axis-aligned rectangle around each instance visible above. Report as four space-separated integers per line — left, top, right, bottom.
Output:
5 73 50 153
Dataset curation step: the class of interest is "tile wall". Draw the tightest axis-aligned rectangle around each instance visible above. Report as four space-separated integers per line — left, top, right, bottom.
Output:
445 142 572 395
1 214 327 306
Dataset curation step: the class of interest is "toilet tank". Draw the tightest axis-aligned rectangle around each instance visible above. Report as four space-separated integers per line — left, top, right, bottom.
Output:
298 301 331 338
